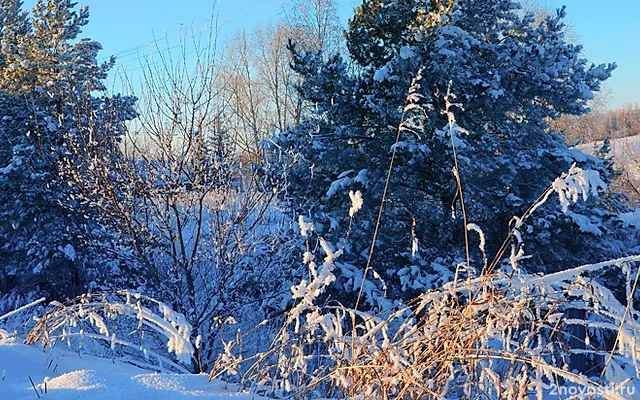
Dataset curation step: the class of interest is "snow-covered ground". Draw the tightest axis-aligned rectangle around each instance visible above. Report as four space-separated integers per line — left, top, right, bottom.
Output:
579 134 640 177
0 337 257 400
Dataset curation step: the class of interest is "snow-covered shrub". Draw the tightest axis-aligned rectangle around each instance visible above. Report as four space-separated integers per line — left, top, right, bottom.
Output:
25 291 197 373
0 296 46 340
211 163 640 399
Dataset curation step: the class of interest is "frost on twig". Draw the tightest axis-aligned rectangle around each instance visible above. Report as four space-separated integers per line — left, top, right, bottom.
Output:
290 237 340 324
505 164 609 271
297 216 315 237
511 163 607 234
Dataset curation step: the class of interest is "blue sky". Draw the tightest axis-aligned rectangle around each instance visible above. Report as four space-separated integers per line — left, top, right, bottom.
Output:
541 0 640 109
22 0 640 109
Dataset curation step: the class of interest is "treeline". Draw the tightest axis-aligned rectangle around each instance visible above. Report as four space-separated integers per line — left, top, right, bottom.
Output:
555 103 640 144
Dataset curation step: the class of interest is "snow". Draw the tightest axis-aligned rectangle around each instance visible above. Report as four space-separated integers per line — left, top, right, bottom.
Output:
0 297 45 324
399 46 414 60
157 301 193 364
488 88 504 99
568 148 589 162
326 169 368 197
466 223 486 256
62 244 76 261
566 211 603 236
298 215 314 237
348 190 363 217
576 83 594 100
0 337 260 399
620 209 640 227
551 164 606 213
578 135 640 178
373 64 390 82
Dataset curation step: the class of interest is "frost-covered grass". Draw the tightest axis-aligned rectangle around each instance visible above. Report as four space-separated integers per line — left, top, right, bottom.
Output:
209 164 640 399
1 164 638 399
211 255 640 399
0 292 263 399
22 291 197 374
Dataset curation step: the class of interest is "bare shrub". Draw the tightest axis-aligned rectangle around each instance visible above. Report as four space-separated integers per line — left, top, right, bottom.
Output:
62 25 294 371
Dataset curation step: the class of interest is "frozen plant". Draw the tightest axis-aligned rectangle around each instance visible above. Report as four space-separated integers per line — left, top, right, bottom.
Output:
211 161 640 399
25 291 196 373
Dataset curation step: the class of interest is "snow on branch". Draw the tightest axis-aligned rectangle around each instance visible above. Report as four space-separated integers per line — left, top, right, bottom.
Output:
24 291 195 373
552 163 607 212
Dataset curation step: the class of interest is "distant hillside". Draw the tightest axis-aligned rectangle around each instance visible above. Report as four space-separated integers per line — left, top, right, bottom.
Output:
554 104 640 144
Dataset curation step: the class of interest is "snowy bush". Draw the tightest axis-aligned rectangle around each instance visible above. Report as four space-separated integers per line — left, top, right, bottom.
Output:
24 291 197 373
0 296 45 340
60 24 305 372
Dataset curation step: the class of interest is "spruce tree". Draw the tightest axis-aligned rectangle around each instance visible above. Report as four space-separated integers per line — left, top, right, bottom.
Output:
278 0 628 304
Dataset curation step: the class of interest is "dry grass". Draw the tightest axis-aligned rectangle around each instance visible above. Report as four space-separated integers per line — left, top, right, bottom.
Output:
210 254 640 399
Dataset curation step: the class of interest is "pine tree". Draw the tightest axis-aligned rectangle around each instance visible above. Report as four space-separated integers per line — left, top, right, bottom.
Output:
0 0 136 300
278 0 628 304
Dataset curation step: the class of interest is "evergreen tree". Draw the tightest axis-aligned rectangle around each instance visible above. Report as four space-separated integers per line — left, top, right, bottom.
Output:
278 0 628 304
0 0 136 299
